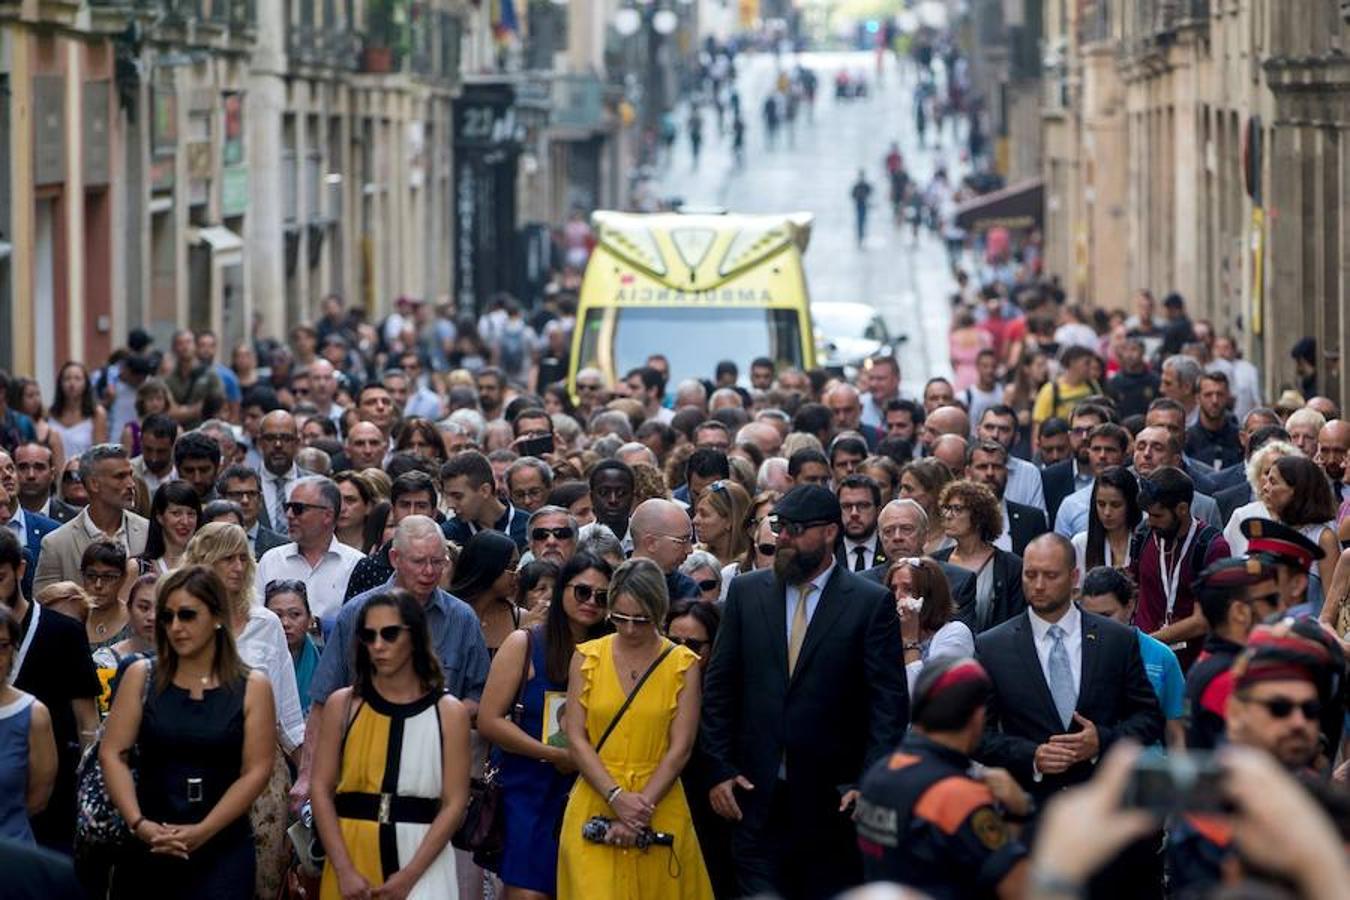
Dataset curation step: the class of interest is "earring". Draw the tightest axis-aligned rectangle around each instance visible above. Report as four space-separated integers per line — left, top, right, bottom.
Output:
215 624 223 631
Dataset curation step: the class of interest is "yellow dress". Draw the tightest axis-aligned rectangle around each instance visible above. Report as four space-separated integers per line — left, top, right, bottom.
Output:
557 635 713 900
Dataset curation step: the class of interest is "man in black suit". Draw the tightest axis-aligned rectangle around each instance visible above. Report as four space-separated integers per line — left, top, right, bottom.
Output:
824 384 883 449
834 473 887 572
976 533 1164 800
1216 421 1290 525
217 466 290 560
967 439 1047 557
862 498 976 615
701 485 908 900
1040 404 1112 522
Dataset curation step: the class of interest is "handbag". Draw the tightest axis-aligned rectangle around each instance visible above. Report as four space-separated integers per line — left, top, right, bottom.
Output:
74 658 155 853
453 628 534 865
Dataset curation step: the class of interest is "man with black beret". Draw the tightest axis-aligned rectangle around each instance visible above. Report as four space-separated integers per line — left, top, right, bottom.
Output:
700 484 908 900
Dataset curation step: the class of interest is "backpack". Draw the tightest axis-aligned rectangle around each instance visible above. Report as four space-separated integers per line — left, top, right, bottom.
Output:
1128 520 1221 586
498 322 529 376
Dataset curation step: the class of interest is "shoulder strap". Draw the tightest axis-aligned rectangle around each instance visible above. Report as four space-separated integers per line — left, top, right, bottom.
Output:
594 643 677 754
511 628 532 724
1190 524 1220 573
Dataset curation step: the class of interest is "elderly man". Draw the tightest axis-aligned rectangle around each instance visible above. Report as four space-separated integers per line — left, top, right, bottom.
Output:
930 434 967 479
506 456 554 514
294 514 490 805
758 457 792 493
738 421 783 458
861 498 976 617
1316 419 1350 506
629 498 701 600
674 379 708 415
825 383 881 448
344 421 387 471
1285 407 1326 462
34 444 147 594
615 442 659 470
257 409 308 530
255 475 364 621
919 405 970 458
527 505 579 566
343 471 440 601
1160 354 1203 427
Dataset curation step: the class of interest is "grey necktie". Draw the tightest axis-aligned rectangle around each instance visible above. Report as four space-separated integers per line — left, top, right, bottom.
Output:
1046 624 1076 730
273 474 290 526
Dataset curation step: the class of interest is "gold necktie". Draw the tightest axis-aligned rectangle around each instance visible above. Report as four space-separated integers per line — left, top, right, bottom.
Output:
787 584 814 675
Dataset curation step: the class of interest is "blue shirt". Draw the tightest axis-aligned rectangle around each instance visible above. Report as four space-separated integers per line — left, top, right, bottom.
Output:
1136 629 1185 721
214 362 242 404
308 578 491 706
1054 483 1094 538
441 503 529 551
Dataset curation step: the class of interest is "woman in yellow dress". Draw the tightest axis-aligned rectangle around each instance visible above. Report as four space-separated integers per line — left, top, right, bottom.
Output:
557 558 713 900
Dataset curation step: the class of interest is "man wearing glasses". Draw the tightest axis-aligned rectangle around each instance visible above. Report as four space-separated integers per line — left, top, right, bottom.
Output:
256 410 310 531
216 464 289 560
629 498 703 601
701 484 907 900
1039 402 1112 522
255 475 364 622
294 515 489 812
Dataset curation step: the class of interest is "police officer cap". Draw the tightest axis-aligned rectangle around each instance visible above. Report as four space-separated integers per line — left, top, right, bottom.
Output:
911 657 992 724
1192 556 1275 599
1232 618 1345 700
1241 518 1324 572
771 484 841 526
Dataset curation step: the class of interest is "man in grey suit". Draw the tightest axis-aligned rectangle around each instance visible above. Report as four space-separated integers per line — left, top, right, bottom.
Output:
216 465 290 560
862 498 977 619
34 445 148 595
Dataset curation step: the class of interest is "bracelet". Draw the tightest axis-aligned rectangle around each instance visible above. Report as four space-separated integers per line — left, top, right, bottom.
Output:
903 642 923 652
129 816 146 834
605 785 623 805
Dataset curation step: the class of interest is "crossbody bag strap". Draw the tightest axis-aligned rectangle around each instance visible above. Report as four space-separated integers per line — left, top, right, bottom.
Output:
511 628 533 724
594 643 677 754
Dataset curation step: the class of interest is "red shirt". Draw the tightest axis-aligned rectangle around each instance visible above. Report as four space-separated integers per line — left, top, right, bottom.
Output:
1131 525 1229 669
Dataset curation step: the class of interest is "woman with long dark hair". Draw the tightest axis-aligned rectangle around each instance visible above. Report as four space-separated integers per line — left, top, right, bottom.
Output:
100 566 276 898
450 530 523 656
1261 455 1340 609
49 361 108 460
395 417 450 466
334 471 377 553
480 553 613 900
311 590 470 899
1072 465 1142 585
143 480 203 575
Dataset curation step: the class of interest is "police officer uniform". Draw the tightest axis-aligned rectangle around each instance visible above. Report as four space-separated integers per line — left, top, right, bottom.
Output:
1242 517 1324 618
856 660 1027 899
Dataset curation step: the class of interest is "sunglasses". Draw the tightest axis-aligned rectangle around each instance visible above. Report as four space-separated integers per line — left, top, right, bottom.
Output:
532 527 576 542
82 570 123 586
608 611 653 626
358 625 409 645
769 517 832 537
570 583 608 606
669 636 708 653
284 501 332 516
756 542 778 556
696 578 719 593
1240 695 1322 721
157 607 201 625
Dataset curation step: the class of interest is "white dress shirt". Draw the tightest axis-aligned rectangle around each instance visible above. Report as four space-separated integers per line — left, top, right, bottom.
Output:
784 562 836 644
237 605 306 753
255 536 365 621
905 619 975 696
842 535 882 572
1028 603 1083 697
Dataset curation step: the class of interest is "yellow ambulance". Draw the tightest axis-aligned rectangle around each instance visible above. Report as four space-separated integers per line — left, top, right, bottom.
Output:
568 210 817 394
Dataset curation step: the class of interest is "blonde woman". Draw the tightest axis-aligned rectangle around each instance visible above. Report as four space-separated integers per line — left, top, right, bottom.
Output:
692 480 752 569
185 523 304 900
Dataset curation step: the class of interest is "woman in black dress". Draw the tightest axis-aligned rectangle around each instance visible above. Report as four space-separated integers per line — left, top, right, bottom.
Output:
100 565 276 900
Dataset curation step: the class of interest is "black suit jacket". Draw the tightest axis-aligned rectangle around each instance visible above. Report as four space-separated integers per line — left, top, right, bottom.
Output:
929 545 1026 633
700 566 908 883
1040 459 1078 523
252 525 290 561
975 609 1164 798
42 498 79 525
1005 500 1047 558
1216 480 1252 528
834 538 887 573
862 560 976 624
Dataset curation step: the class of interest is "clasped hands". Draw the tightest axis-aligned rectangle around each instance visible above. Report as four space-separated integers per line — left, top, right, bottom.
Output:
134 819 206 859
1034 712 1100 775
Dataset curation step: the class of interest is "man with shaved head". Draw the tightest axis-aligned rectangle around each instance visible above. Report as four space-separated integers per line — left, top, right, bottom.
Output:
920 405 970 458
629 498 701 600
258 409 306 530
1315 419 1350 507
825 383 882 448
930 434 967 479
737 421 783 458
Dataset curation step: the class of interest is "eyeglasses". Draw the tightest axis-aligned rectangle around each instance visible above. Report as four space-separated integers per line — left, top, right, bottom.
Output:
259 433 299 445
82 570 123 586
1238 694 1322 721
840 501 875 514
940 504 968 516
769 517 832 537
608 611 653 626
284 501 332 516
157 607 201 625
532 526 576 542
358 625 409 645
62 472 82 484
696 578 719 593
668 636 708 653
756 542 778 556
222 489 261 502
404 555 447 571
570 583 608 606
656 533 693 547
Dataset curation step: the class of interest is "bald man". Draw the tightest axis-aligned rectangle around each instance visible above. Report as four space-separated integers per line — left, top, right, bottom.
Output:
629 498 702 600
1316 419 1350 506
738 421 784 458
825 384 882 449
920 406 970 458
344 421 387 471
258 410 305 529
931 434 968 479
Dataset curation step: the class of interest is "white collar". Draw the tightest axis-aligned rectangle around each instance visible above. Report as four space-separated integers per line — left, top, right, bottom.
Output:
268 464 300 482
843 534 878 552
799 561 836 595
1028 603 1081 642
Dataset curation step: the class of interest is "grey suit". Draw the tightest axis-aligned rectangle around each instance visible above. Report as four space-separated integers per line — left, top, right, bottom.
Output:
252 524 290 560
34 508 149 595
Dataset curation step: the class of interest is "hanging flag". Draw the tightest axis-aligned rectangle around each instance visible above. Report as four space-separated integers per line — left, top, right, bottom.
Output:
493 0 519 39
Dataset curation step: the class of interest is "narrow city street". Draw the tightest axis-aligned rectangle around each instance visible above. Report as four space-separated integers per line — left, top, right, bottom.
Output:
654 50 961 385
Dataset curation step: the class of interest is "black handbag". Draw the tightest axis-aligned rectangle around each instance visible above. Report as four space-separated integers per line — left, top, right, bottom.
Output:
453 629 534 866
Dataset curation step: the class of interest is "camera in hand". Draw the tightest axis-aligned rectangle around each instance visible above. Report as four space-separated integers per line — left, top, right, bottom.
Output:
1123 752 1229 815
582 816 675 850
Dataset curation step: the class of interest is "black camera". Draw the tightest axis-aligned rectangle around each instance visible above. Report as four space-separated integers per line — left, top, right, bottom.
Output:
582 815 675 850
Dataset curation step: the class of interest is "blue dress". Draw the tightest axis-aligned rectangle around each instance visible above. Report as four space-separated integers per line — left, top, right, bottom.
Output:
495 626 576 893
0 692 36 843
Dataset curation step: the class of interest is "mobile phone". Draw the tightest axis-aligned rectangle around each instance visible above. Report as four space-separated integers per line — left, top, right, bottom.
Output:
518 434 554 458
1123 752 1228 815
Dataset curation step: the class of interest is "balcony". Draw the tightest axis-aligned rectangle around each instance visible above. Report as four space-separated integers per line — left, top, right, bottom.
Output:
357 1 461 83
1080 0 1112 45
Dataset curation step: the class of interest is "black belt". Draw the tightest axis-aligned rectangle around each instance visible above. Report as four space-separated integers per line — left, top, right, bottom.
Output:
335 792 440 825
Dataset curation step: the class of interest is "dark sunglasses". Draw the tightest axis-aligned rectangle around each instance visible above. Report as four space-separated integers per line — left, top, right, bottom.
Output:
669 636 708 653
284 501 332 516
62 472 82 484
157 607 201 625
769 517 832 537
532 526 576 542
1240 695 1321 721
756 542 778 556
358 625 409 645
570 583 608 606
696 578 720 593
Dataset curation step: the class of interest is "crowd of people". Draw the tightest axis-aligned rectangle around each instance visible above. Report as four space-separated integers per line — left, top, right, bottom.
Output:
0 284 1348 900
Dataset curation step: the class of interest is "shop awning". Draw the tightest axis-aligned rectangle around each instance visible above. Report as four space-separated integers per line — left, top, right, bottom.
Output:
190 225 243 266
954 178 1044 233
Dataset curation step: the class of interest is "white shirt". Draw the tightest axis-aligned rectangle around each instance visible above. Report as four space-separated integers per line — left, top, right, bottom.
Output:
1070 530 1131 587
842 535 882 572
1005 456 1047 513
1224 499 1270 557
6 507 26 548
255 536 364 621
260 463 302 524
1028 603 1083 697
992 502 1013 552
784 562 835 643
131 457 176 495
237 605 306 753
905 620 975 697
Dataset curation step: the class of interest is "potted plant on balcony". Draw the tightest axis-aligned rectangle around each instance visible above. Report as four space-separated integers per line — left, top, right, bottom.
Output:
363 0 409 73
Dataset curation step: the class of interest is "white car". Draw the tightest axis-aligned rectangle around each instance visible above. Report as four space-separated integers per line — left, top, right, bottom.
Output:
811 301 904 378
